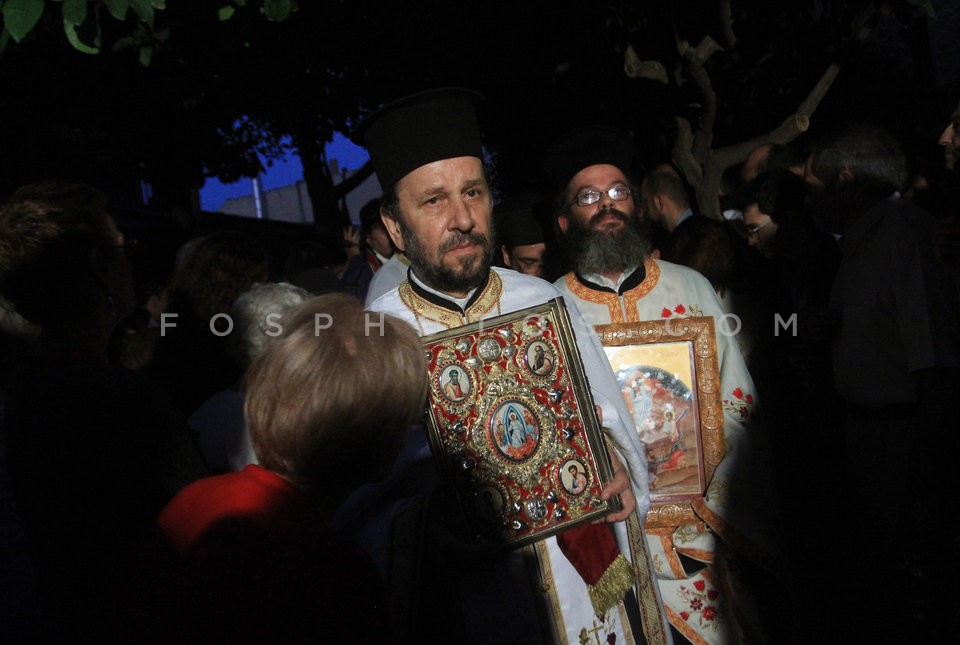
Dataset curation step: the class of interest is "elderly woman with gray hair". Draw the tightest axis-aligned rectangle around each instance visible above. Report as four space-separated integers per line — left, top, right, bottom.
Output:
189 281 309 473
147 293 428 641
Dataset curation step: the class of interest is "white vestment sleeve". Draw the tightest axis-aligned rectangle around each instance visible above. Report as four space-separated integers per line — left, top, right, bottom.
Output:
562 297 651 517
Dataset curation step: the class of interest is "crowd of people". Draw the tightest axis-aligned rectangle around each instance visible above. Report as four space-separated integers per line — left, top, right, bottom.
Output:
0 87 958 644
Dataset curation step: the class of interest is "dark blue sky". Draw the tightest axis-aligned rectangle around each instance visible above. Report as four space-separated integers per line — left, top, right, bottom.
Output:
199 131 371 212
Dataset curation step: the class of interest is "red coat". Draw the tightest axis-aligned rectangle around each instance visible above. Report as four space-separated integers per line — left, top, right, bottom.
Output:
143 465 388 643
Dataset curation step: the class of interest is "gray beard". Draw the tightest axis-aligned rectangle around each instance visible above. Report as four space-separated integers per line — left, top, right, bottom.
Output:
561 208 652 276
400 221 494 295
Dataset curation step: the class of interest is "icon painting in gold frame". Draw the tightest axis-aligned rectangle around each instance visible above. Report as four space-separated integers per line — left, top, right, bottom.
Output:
594 317 725 529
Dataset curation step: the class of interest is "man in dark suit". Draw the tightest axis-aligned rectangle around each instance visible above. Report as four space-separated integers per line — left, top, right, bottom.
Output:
813 123 960 643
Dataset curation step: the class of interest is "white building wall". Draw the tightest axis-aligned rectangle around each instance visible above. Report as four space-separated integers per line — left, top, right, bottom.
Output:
216 167 382 226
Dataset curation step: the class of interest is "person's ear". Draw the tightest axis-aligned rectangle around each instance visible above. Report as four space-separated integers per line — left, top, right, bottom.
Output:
380 207 405 252
557 213 569 234
501 245 512 267
838 168 855 185
653 193 666 213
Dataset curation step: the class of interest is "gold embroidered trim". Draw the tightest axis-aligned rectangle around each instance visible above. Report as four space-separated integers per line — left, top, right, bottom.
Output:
564 272 623 323
537 515 670 645
691 499 781 574
626 511 671 644
563 258 661 324
397 270 504 331
664 605 711 645
587 553 635 616
534 540 567 642
663 567 726 645
659 534 688 579
622 258 660 323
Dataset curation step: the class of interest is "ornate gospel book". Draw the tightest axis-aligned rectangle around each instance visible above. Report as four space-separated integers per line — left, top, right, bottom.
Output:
421 297 621 547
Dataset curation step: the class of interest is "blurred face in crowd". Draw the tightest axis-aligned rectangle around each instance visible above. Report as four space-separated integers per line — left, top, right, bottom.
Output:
85 212 136 322
939 111 960 171
558 164 651 277
502 242 547 277
0 182 135 337
366 223 394 258
743 203 779 260
803 152 826 191
638 178 664 227
383 156 494 298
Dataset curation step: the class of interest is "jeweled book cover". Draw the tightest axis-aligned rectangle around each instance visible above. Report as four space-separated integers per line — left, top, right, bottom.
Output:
421 297 621 547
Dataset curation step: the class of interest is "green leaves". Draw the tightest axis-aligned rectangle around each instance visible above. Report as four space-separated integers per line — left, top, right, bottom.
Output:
1 0 297 63
2 0 45 43
129 0 153 24
907 0 937 19
102 0 151 24
62 0 86 26
262 0 293 22
220 0 296 24
104 0 128 21
138 40 151 65
62 0 99 54
63 20 98 53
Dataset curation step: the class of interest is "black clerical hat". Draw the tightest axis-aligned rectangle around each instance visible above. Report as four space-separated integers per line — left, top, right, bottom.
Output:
495 196 548 248
544 125 640 193
351 88 484 191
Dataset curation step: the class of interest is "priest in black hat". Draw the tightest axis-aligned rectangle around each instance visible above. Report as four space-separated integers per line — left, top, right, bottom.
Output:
345 89 670 644
495 195 553 280
547 124 785 643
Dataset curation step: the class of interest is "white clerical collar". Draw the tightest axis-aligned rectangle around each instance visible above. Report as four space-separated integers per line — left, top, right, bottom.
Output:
408 270 478 309
580 265 641 292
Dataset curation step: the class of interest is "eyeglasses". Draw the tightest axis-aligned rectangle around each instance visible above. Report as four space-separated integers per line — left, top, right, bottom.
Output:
573 185 632 207
746 220 773 237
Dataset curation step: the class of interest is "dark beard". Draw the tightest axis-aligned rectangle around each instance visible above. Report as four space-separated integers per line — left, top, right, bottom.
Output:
401 223 494 294
561 207 652 276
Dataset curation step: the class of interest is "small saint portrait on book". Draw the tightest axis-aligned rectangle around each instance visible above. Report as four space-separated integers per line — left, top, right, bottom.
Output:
439 364 470 403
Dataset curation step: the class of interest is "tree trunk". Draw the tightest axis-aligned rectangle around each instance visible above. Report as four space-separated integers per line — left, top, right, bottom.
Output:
294 132 349 245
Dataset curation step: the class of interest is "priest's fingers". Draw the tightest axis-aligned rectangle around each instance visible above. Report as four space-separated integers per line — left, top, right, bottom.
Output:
598 467 635 523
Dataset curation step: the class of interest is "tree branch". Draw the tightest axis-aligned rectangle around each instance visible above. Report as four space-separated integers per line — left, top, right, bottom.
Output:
692 62 841 220
681 36 722 165
623 45 668 83
711 63 840 172
671 117 702 186
717 0 736 49
333 161 375 199
679 35 723 69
